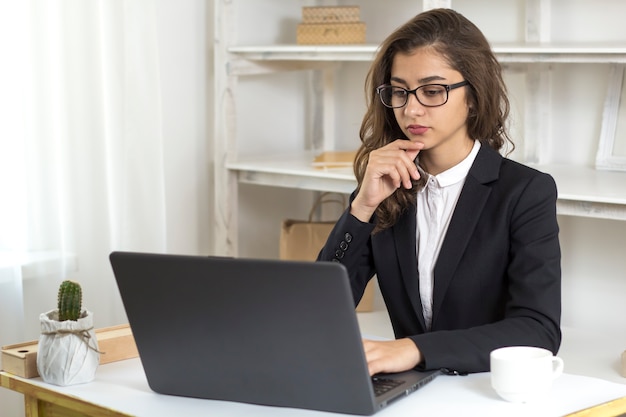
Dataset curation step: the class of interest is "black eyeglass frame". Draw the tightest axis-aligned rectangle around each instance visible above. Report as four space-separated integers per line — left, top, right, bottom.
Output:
376 80 469 108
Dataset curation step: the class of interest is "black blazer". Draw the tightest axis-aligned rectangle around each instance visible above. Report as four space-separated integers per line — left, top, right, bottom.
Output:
318 145 561 374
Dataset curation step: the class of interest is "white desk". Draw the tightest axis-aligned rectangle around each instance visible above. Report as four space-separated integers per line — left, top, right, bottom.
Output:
4 308 626 417
3 358 626 417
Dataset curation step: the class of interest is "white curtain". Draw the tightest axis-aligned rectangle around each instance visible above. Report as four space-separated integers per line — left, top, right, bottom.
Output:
1 0 210 413
0 0 168 357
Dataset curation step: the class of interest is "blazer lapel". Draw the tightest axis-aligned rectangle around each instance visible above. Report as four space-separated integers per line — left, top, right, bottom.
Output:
431 145 502 323
393 204 427 331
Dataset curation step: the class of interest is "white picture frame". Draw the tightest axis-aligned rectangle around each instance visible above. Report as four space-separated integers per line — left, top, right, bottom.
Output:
596 64 626 171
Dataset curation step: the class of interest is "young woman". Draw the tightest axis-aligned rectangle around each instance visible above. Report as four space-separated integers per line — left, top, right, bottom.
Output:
317 8 561 375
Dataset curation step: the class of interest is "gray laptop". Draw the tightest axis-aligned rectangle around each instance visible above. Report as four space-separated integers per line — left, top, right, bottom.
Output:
109 251 440 415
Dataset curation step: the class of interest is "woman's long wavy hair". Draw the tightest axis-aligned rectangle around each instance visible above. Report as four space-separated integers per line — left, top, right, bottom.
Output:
356 8 513 232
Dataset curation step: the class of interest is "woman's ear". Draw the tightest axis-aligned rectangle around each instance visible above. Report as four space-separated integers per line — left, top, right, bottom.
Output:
467 103 477 119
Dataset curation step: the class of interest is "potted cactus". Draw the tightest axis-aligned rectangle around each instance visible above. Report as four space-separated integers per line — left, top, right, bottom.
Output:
36 280 100 386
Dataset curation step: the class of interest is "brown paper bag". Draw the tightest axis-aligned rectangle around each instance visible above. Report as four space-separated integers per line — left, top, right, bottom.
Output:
279 193 374 312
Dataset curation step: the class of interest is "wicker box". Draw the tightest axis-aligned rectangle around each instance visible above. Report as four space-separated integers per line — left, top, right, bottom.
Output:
302 6 361 24
297 22 366 45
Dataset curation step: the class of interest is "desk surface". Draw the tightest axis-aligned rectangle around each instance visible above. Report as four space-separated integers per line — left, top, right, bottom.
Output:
3 358 626 417
4 309 626 416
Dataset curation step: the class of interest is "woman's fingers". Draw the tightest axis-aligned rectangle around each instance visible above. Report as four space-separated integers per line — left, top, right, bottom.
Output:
367 140 423 190
350 140 424 222
362 338 423 376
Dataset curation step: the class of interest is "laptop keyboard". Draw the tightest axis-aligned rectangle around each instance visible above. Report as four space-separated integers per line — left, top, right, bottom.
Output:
371 376 405 397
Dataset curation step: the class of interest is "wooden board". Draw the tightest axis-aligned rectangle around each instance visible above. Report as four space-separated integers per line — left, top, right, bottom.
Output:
1 324 138 378
564 396 626 416
311 150 357 169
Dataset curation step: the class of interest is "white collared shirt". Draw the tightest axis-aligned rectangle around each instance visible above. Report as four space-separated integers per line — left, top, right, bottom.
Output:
416 140 481 330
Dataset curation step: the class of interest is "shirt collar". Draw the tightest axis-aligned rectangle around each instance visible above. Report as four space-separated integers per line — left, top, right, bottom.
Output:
418 140 481 189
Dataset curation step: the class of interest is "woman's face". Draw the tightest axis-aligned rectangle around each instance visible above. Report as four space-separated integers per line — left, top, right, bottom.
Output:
390 47 471 156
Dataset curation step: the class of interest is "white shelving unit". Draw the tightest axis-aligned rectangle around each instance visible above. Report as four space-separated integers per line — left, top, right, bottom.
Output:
212 0 626 256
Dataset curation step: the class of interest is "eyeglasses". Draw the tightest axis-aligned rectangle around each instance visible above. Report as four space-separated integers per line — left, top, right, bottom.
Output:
376 81 469 108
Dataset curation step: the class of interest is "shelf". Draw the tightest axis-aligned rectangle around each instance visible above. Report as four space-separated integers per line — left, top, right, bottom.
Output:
227 155 626 221
228 43 626 66
540 164 626 221
229 45 378 62
226 152 356 194
493 43 626 63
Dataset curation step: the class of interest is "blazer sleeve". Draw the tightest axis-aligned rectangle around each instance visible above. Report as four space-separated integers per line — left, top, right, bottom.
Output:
317 193 377 307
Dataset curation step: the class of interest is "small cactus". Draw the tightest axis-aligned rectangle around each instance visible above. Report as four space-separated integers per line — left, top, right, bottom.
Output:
57 280 82 321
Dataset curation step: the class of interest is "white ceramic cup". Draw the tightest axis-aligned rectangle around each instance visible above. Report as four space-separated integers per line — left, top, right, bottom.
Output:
490 346 564 403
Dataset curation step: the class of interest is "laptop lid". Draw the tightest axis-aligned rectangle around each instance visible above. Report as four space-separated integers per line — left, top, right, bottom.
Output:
109 251 439 415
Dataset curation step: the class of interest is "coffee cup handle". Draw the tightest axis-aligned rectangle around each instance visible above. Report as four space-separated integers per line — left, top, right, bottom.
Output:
552 356 564 379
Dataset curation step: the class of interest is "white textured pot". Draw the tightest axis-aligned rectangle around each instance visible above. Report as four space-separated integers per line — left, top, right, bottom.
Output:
36 309 100 386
